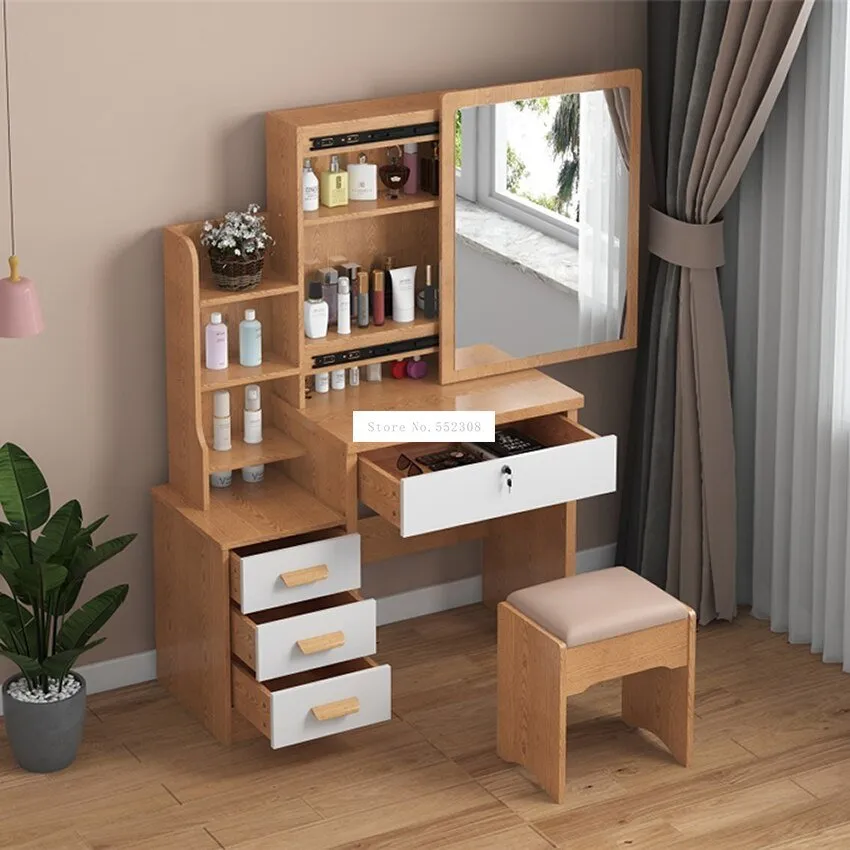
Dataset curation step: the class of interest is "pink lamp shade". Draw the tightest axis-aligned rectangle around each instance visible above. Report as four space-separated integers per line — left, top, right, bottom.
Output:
0 260 43 338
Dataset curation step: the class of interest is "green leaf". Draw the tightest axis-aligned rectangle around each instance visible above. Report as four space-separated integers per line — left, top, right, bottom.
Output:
42 639 105 679
56 585 128 652
34 500 82 564
53 578 83 617
80 515 108 539
0 533 30 598
0 444 50 533
0 593 22 626
16 561 68 601
70 534 136 580
0 648 42 680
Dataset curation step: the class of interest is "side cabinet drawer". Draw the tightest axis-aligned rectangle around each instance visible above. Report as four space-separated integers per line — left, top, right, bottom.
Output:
231 532 360 614
230 591 376 681
358 415 617 537
232 659 392 749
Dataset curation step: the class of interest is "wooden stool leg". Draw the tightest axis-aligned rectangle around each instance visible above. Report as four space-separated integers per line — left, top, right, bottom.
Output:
497 603 567 803
621 612 696 766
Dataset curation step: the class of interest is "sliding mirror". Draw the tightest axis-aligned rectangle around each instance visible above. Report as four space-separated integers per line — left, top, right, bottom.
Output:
439 70 641 382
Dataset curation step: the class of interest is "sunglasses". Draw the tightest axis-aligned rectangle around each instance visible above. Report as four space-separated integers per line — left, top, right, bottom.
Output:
396 453 423 477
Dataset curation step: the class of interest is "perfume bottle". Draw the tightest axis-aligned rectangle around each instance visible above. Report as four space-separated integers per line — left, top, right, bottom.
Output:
320 155 349 208
378 146 410 200
347 154 378 201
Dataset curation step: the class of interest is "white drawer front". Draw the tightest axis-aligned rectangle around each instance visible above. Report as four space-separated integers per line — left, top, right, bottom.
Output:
237 534 360 614
254 598 376 681
270 663 392 749
399 435 617 537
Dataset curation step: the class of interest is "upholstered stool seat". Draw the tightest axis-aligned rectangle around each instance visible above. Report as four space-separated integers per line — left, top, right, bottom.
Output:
497 567 696 803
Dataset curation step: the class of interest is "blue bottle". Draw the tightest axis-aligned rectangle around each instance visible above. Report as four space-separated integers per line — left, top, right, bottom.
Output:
239 309 262 367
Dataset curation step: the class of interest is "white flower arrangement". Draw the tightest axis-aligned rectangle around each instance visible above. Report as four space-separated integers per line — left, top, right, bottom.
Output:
200 203 273 259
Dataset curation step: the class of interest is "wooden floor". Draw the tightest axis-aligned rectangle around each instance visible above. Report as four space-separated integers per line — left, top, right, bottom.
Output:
2 608 850 849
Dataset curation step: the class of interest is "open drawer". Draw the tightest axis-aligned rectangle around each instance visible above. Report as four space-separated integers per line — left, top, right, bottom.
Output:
230 590 376 681
232 658 391 749
358 414 616 537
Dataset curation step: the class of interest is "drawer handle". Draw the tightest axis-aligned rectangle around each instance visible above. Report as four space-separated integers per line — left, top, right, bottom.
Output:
280 564 329 588
297 630 346 655
311 696 360 722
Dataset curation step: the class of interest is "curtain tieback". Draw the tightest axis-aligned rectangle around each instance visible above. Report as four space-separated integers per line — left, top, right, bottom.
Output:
648 207 725 270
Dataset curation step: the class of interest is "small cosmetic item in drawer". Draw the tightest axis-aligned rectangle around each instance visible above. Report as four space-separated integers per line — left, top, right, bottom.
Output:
230 590 376 681
232 657 391 749
471 427 546 457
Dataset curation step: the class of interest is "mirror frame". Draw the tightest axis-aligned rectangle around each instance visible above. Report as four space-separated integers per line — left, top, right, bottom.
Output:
438 69 642 384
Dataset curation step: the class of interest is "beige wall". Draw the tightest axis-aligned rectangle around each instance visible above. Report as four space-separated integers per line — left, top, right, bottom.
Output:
0 1 645 671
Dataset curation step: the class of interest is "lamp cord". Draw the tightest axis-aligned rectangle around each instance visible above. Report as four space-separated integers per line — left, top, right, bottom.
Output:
3 0 15 257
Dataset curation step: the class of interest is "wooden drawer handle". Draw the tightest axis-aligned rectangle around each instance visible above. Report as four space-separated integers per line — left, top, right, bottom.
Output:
311 696 360 722
280 564 329 588
297 631 346 655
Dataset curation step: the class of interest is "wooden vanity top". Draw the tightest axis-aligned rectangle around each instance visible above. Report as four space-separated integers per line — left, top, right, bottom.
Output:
300 369 584 450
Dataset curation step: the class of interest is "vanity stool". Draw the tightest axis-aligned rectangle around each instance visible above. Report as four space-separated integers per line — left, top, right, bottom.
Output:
496 567 696 803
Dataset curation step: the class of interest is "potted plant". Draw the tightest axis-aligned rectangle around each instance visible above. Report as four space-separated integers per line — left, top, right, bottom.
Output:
200 202 274 292
0 443 134 773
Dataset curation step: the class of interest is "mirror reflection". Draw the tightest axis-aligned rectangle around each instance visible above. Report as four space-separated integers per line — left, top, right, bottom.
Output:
454 88 631 370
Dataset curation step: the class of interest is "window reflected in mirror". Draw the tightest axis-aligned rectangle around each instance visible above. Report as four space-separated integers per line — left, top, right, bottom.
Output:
453 87 631 371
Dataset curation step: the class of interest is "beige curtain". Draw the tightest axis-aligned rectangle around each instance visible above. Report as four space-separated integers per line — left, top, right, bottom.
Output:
620 0 814 624
604 87 631 168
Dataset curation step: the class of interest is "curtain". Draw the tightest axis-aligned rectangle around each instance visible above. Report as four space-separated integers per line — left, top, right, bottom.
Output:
725 0 850 669
577 90 629 345
605 87 631 168
618 0 814 625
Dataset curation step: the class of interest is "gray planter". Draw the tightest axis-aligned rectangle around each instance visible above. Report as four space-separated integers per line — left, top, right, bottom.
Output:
2 673 87 773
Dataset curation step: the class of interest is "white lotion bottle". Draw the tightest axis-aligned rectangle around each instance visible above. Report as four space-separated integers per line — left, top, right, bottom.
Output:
304 280 329 339
205 312 228 370
212 390 231 451
243 384 263 444
314 371 330 393
239 309 262 367
331 368 346 390
337 277 351 334
302 158 319 212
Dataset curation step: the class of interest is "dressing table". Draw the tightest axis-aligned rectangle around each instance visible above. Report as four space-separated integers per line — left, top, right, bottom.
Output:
152 69 641 748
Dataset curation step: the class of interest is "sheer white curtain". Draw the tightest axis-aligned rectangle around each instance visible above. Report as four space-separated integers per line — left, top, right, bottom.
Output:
725 0 850 670
576 90 629 345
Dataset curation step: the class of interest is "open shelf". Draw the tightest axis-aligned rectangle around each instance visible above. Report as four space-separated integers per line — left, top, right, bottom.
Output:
303 192 439 227
199 275 299 307
305 315 438 366
307 134 439 158
207 427 305 473
201 353 299 391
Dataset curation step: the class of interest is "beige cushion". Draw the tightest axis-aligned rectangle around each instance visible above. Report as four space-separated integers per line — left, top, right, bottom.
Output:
506 567 690 647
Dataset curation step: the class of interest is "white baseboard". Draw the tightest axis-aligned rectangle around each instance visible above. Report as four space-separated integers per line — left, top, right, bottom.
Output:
0 545 617 711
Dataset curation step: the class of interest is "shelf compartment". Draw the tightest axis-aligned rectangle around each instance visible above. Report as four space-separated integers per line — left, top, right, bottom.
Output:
305 134 439 157
207 427 305 473
201 353 299 391
199 275 299 307
305 316 438 365
303 193 438 227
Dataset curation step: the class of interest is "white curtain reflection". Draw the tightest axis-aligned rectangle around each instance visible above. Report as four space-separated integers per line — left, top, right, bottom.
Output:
577 90 629 345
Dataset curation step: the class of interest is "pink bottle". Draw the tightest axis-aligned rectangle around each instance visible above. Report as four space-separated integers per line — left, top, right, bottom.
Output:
406 356 428 379
403 143 418 195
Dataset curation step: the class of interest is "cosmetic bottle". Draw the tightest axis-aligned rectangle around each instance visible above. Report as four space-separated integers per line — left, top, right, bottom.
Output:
406 356 428 379
365 363 383 382
403 143 418 195
320 155 349 208
372 270 386 325
349 366 360 387
420 142 440 196
304 280 329 339
357 271 370 327
302 158 319 212
391 359 408 380
422 264 438 319
314 371 330 393
243 385 263 444
340 262 360 316
242 464 265 484
210 470 232 489
331 368 346 391
384 256 394 319
205 312 228 370
337 277 351 334
239 309 262 367
378 146 410 200
390 266 416 323
347 154 378 201
319 266 339 325
212 390 232 451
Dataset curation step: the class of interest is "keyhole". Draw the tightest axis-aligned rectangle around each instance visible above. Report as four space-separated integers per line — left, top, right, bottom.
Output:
502 465 513 493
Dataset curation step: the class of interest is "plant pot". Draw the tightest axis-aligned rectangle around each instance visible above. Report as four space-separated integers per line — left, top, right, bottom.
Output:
208 250 265 292
2 673 87 773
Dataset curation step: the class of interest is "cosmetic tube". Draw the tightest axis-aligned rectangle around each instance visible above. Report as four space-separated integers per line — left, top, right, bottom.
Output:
390 266 416 323
357 271 370 327
372 271 385 325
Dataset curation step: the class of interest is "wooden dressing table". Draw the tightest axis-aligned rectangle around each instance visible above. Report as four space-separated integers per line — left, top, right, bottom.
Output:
153 70 641 748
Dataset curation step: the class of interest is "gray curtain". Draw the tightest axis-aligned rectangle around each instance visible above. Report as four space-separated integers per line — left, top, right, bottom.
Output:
605 87 631 168
618 0 814 624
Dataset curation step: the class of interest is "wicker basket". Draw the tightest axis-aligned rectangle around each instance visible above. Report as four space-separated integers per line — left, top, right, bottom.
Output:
209 250 265 292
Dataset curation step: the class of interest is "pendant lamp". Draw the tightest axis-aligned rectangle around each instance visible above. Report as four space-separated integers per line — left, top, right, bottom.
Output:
0 0 42 338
